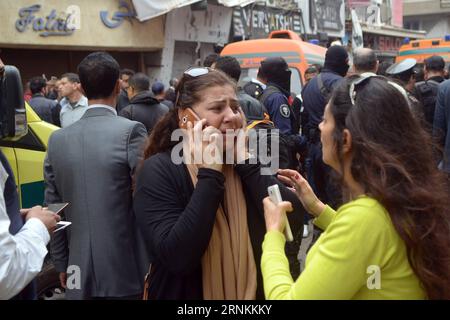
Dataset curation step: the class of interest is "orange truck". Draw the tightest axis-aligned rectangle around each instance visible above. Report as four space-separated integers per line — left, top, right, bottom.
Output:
221 30 326 94
396 36 450 64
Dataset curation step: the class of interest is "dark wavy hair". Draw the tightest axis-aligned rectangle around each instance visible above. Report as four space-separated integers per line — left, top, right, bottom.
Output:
329 75 450 299
142 68 236 159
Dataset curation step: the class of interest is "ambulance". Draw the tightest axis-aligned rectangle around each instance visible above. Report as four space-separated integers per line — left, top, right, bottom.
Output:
221 30 327 95
396 36 450 64
1 64 60 299
0 96 58 208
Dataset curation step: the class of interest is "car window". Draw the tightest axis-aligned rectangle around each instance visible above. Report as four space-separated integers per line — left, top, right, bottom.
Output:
0 127 45 152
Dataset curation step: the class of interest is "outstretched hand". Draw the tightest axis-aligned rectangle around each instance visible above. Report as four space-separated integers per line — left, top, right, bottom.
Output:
277 169 326 217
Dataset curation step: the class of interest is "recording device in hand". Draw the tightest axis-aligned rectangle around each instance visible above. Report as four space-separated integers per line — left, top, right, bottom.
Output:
268 184 293 242
47 203 71 233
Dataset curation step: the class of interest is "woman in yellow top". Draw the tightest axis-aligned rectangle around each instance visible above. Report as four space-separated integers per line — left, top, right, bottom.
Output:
261 75 450 300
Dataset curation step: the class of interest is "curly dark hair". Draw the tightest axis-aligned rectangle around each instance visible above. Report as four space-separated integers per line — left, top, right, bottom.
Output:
328 75 450 299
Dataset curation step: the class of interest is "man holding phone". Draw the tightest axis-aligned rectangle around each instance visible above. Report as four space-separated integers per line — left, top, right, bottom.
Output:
0 149 60 300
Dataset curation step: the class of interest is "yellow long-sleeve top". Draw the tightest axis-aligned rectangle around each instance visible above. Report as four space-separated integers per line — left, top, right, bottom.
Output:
261 196 426 299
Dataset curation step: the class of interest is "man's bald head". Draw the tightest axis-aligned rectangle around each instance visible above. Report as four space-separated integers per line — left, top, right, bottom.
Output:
353 48 378 74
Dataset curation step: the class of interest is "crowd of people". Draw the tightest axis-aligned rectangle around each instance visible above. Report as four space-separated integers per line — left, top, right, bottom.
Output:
1 45 450 300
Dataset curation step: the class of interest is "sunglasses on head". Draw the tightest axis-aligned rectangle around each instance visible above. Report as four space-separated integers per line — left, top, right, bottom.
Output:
175 67 213 107
184 67 211 77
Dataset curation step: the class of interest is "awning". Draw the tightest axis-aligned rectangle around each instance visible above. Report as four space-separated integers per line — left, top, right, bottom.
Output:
132 0 255 22
361 23 426 39
217 0 256 6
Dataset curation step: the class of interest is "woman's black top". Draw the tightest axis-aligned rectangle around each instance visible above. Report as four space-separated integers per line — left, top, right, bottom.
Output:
134 151 304 299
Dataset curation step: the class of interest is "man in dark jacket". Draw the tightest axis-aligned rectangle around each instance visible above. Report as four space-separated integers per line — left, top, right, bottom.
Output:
151 82 174 109
28 76 59 124
301 45 349 209
119 73 169 134
243 66 267 100
116 69 135 114
415 55 446 127
433 78 450 176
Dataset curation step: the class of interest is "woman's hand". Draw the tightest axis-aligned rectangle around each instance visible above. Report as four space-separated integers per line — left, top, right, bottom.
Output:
186 119 223 172
231 107 250 163
263 197 293 233
277 169 325 218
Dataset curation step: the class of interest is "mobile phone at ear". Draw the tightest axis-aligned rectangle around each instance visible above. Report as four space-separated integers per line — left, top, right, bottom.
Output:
179 108 201 129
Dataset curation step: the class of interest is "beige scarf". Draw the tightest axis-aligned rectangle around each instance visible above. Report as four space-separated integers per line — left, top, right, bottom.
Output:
186 163 257 300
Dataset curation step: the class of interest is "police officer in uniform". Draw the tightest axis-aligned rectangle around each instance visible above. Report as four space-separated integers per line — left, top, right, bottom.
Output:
386 58 424 121
258 57 306 171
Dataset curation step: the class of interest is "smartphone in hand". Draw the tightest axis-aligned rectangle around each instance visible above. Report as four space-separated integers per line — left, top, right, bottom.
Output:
47 202 69 215
268 184 294 242
47 203 71 233
179 108 201 129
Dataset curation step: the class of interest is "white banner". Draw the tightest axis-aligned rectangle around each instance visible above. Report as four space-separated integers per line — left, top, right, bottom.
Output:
218 0 255 6
351 9 363 51
132 0 201 22
170 4 232 43
133 0 255 22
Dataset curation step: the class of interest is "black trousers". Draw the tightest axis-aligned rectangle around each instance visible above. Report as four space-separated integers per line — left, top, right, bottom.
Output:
91 294 142 300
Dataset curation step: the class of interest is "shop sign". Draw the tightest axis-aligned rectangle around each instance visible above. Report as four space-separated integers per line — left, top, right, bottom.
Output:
15 4 76 37
364 34 403 53
100 0 137 29
233 5 303 39
310 0 344 32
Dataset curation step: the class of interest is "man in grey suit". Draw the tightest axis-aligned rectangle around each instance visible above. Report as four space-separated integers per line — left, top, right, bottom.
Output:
44 52 149 299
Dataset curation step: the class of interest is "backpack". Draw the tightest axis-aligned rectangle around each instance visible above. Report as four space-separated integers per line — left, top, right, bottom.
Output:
246 113 297 171
415 80 440 126
316 73 332 102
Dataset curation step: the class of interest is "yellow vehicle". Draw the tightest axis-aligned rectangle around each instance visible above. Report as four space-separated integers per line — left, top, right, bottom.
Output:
1 64 61 299
0 103 58 208
221 30 327 94
396 36 450 64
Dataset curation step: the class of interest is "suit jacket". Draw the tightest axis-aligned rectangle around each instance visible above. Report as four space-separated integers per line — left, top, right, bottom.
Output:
44 106 149 299
29 94 58 124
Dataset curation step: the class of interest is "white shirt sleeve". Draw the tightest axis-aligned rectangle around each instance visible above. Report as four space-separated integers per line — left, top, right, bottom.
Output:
0 165 50 300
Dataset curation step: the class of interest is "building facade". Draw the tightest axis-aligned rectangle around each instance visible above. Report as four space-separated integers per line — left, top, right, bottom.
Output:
403 0 450 38
0 0 164 85
346 0 425 61
152 0 310 86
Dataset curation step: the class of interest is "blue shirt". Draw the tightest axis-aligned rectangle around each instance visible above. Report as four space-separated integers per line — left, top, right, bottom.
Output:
59 95 89 128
